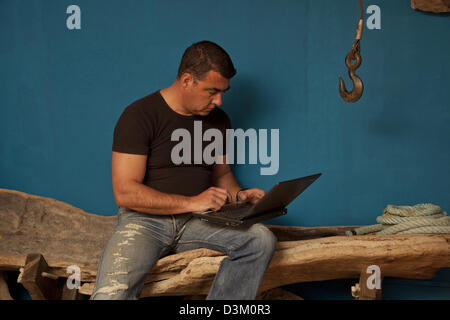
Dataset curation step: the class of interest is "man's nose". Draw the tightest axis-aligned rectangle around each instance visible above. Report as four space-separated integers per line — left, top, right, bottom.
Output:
212 93 222 106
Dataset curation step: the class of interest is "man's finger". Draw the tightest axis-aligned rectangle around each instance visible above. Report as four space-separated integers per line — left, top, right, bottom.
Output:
253 192 264 200
245 189 265 203
211 197 225 211
210 187 228 197
238 190 248 201
226 190 232 203
212 190 228 202
212 194 226 206
249 189 265 199
211 187 228 193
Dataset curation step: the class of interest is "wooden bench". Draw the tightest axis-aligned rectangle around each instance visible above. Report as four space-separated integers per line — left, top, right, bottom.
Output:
1 189 449 300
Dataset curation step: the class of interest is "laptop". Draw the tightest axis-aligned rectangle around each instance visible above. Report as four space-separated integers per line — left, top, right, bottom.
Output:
192 173 322 227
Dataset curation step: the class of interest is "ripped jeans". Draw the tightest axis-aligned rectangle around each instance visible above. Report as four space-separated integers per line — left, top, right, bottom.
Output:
90 207 277 300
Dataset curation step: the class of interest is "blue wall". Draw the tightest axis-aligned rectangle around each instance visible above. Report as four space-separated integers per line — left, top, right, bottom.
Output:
1 0 449 299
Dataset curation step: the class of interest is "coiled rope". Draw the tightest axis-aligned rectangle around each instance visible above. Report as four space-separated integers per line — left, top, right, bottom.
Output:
345 203 450 236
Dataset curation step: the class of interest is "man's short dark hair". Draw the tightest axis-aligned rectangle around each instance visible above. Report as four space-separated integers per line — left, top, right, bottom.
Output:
177 41 237 81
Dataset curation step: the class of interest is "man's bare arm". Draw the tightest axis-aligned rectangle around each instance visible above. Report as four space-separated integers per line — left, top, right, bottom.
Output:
112 152 228 214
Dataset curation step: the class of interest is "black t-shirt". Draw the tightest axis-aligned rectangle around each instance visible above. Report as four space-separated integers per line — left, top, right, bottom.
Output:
112 90 231 197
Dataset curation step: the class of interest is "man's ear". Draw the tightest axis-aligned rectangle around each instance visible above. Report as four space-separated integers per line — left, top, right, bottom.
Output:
180 72 195 89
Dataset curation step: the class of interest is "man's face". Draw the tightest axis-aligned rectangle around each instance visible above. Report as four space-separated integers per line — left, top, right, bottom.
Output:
182 70 230 116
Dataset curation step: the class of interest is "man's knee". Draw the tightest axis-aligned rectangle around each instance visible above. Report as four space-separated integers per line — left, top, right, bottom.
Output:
247 224 278 257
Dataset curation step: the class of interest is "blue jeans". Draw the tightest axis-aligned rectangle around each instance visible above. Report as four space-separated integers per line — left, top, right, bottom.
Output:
90 207 277 300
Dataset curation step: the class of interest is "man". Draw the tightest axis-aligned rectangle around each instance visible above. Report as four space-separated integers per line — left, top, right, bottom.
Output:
90 41 277 300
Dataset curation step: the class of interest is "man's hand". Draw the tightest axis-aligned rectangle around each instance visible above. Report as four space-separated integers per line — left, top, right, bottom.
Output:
237 188 265 204
190 187 231 212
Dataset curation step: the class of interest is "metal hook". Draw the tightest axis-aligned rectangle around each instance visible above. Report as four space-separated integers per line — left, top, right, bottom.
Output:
339 35 364 103
339 2 365 103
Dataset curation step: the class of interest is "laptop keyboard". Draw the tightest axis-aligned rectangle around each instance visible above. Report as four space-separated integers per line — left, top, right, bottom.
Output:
219 202 252 218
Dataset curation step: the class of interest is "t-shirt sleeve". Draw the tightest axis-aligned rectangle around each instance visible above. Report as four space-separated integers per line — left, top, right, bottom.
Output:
112 103 151 155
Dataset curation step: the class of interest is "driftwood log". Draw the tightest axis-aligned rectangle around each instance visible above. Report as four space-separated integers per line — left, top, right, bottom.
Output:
411 0 450 13
1 189 449 299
